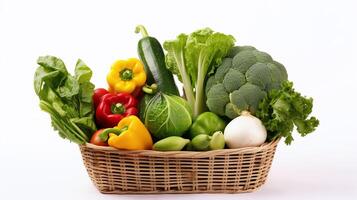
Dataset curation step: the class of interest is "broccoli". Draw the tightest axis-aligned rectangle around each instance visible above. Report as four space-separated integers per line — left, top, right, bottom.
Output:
205 46 288 119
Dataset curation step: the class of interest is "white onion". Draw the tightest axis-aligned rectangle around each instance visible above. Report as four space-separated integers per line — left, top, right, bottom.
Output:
224 111 267 148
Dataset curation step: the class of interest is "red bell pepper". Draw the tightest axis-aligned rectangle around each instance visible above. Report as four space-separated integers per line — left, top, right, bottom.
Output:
93 88 109 108
95 93 138 128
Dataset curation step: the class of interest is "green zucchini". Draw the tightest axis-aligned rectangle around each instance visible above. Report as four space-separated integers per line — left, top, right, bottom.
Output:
135 25 179 96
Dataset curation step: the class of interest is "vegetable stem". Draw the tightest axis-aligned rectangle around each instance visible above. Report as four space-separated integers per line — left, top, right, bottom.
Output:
119 69 133 80
175 50 195 110
111 103 125 114
135 25 149 38
194 53 208 117
194 78 204 116
40 101 88 143
69 119 90 142
99 127 128 141
142 84 158 94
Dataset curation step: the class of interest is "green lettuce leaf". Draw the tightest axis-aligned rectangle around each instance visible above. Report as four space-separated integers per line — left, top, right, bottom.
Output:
163 28 235 117
75 59 93 84
34 55 97 144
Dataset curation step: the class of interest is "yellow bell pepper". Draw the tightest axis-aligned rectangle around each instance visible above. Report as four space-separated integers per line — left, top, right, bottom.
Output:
99 115 153 150
107 58 146 94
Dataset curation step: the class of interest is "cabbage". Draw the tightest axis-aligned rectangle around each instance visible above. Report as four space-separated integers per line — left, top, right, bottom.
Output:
140 93 192 140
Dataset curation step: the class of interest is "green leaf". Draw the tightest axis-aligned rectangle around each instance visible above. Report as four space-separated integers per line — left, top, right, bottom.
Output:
79 102 92 117
164 28 235 117
185 28 235 85
56 75 80 98
164 34 188 80
37 55 68 75
256 81 319 145
34 66 61 95
35 56 70 96
79 82 95 103
78 77 95 117
75 59 93 84
34 56 96 144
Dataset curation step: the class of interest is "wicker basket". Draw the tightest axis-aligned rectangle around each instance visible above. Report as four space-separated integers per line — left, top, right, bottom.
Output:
79 139 279 194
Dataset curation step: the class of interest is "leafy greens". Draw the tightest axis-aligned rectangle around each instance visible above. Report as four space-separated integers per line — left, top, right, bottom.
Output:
163 28 235 117
256 81 319 144
34 56 97 144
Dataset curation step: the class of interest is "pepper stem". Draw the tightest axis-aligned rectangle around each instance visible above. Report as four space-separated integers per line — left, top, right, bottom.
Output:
120 69 133 81
111 103 125 114
99 126 129 141
135 25 149 38
142 83 158 94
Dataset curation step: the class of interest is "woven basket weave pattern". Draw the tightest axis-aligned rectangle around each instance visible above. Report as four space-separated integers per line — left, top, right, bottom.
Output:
80 140 279 194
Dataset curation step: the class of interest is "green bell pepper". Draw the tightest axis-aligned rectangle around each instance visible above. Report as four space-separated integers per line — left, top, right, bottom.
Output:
189 112 226 139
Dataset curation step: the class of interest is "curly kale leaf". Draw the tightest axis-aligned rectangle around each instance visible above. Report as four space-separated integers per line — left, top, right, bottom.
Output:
256 81 319 145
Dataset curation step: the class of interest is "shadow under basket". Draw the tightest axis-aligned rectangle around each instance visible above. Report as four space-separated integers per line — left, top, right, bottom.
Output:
79 139 279 194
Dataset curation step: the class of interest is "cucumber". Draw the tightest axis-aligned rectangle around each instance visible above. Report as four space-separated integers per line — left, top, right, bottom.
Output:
135 25 179 96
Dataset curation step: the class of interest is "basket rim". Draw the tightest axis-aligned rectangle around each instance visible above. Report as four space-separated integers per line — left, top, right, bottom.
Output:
80 138 280 158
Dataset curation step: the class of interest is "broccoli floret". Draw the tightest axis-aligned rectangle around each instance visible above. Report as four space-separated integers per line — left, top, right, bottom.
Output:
206 46 288 118
206 83 229 116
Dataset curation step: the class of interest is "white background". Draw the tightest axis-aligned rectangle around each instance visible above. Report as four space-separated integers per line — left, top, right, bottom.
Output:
1 0 356 199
